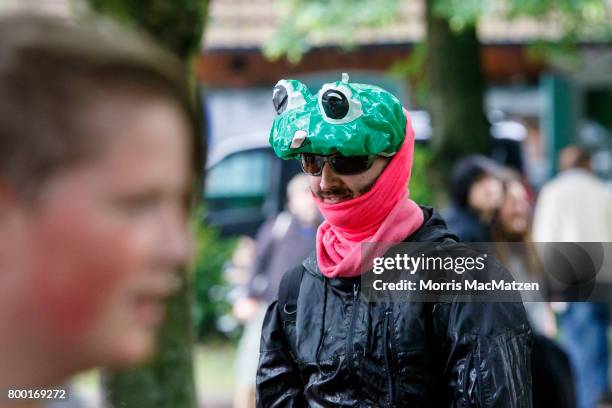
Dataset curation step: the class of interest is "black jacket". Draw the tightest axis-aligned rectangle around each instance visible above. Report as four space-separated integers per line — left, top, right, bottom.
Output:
443 204 491 242
257 207 532 407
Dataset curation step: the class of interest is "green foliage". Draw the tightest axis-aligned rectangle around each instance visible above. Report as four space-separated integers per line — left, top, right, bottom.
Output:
389 43 429 107
433 0 486 31
430 0 612 76
192 215 237 339
409 145 434 206
506 0 609 27
526 40 581 71
266 0 612 64
434 0 612 40
87 0 208 61
265 0 402 63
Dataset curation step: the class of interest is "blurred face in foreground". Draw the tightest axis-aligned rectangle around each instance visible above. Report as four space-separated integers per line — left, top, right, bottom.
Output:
308 157 389 204
0 96 192 385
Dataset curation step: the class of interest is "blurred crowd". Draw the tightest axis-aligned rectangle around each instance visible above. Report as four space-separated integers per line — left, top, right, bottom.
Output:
444 146 612 408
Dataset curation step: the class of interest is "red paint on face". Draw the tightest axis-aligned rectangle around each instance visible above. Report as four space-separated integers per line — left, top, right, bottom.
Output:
27 203 135 337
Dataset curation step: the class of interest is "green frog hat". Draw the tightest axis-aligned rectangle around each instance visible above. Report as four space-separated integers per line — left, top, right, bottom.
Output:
269 73 407 159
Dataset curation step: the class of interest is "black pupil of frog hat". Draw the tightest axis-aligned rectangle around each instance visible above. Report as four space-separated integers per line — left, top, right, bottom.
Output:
321 89 349 119
273 84 289 114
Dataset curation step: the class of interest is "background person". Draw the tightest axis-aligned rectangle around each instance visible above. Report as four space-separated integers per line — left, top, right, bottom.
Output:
232 174 319 408
492 170 557 336
491 170 576 408
0 13 199 404
533 145 612 408
444 155 505 242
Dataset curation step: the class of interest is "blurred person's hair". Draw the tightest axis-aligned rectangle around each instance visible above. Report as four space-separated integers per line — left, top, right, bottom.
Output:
558 145 591 172
496 167 533 200
449 154 504 207
493 167 533 238
491 168 543 280
0 12 203 199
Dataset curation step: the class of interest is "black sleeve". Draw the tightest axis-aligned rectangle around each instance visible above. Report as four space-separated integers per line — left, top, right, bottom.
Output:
435 300 533 408
256 300 306 408
422 243 534 407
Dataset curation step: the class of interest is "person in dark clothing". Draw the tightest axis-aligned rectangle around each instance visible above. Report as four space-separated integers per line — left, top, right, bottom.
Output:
246 174 320 304
233 174 319 408
256 75 532 407
444 155 505 242
491 170 575 408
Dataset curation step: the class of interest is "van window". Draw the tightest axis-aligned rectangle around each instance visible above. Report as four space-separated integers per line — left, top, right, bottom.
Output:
205 150 273 209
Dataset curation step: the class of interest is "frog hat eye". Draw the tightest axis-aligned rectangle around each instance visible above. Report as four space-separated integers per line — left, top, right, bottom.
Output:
272 84 288 114
269 74 407 160
321 89 349 119
317 73 363 124
272 79 310 115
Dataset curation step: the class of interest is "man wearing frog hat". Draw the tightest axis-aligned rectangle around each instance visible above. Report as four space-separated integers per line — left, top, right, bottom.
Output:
256 74 532 407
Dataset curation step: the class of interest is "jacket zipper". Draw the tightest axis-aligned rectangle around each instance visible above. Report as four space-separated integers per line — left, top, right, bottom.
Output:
384 309 397 407
346 283 360 378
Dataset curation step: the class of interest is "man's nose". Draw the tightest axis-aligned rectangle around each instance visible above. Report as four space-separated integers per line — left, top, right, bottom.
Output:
319 162 341 191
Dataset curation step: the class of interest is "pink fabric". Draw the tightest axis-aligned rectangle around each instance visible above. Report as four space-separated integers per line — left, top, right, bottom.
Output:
315 111 425 278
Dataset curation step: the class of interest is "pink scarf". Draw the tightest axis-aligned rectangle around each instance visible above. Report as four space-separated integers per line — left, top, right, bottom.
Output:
315 111 424 278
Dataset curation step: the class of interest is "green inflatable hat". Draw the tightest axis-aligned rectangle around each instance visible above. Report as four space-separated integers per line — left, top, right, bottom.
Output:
269 73 406 159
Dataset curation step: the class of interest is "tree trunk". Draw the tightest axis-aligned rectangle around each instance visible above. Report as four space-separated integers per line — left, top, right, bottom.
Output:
87 0 207 62
425 0 490 180
86 1 208 407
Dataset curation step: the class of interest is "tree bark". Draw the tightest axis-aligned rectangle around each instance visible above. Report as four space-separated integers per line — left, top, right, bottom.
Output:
425 0 490 179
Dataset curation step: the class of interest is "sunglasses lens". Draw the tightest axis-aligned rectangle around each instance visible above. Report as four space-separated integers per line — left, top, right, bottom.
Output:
300 154 323 175
330 155 371 175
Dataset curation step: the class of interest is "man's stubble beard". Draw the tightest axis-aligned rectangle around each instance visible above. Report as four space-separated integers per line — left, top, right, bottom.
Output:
315 179 377 202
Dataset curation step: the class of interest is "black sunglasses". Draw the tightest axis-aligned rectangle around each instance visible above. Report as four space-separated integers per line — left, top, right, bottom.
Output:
298 153 375 176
